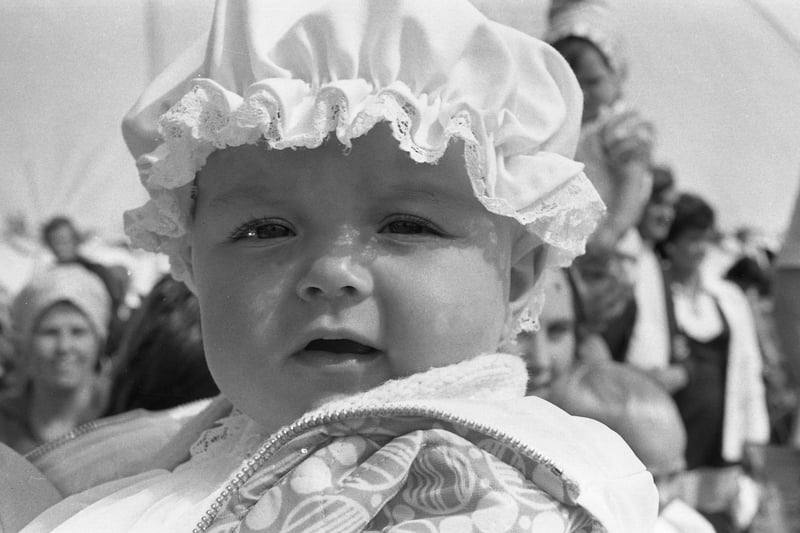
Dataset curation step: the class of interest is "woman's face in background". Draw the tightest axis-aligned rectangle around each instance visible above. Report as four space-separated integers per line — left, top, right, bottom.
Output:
665 228 715 275
555 38 621 123
638 187 678 243
29 302 101 390
517 269 576 397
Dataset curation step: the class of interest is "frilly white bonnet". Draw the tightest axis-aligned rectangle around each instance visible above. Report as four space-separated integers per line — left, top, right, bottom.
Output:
11 265 111 348
122 0 604 320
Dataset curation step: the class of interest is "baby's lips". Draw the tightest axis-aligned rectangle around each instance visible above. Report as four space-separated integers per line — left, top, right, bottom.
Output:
303 338 378 354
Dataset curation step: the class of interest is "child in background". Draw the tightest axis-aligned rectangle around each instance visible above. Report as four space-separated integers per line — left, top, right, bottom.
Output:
547 0 656 252
10 1 658 531
548 361 716 533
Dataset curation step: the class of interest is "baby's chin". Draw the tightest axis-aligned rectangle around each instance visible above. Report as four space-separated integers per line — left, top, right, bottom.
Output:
230 367 397 433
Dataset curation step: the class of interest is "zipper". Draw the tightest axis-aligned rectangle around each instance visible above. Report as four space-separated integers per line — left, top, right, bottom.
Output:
193 402 565 532
25 412 138 462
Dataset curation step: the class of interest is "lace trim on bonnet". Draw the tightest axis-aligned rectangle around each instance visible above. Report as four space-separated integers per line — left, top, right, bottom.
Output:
124 78 604 318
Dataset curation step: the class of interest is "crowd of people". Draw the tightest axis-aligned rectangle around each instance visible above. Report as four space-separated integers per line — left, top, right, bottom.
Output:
0 0 797 532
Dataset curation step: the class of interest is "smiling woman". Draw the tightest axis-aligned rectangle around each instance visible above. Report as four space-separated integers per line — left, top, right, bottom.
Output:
0 265 111 454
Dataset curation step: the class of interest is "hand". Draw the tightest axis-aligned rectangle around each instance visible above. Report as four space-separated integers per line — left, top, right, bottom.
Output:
602 109 655 169
643 364 689 393
571 249 635 331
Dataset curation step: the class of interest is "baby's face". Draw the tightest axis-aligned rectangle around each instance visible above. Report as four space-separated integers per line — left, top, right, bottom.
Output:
191 126 518 431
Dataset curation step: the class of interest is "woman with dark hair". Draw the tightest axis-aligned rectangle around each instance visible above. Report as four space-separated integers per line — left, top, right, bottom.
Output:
657 193 769 468
655 193 770 531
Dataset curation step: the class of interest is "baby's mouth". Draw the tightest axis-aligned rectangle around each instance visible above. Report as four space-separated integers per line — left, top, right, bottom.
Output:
305 339 378 355
293 338 380 366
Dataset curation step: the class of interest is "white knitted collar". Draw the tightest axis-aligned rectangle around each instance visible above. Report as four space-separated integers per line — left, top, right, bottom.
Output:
315 352 527 411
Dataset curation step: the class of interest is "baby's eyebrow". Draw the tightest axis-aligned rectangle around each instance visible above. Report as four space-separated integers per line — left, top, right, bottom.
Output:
381 184 474 209
204 185 278 210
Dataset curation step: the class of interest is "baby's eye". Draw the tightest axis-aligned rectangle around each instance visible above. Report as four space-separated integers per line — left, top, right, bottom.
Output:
230 219 295 241
379 216 443 236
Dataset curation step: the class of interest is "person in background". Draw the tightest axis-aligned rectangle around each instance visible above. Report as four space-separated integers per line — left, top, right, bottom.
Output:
546 0 656 253
568 232 637 358
726 227 797 445
516 267 612 398
548 360 716 533
0 265 111 454
516 268 578 398
604 164 678 364
656 193 770 532
546 0 657 374
0 286 20 400
106 274 218 415
41 216 126 355
769 185 800 448
725 227 773 297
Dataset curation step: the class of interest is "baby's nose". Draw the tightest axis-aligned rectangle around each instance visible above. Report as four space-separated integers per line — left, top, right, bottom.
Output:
296 253 373 302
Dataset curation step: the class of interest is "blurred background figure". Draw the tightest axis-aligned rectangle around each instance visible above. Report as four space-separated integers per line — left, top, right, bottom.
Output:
611 164 678 366
655 193 770 532
656 193 769 461
0 214 51 298
547 0 655 253
547 360 715 533
0 265 112 454
105 274 217 415
516 267 615 399
0 286 20 400
773 185 800 450
41 216 128 355
569 236 637 356
516 268 578 398
725 226 774 298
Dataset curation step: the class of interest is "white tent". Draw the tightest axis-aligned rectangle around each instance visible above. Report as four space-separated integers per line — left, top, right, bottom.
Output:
2 0 799 241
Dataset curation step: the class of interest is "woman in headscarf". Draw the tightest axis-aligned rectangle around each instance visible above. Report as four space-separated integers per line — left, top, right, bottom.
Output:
0 265 111 454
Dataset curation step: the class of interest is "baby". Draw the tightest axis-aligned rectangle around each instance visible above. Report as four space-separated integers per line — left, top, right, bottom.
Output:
9 1 658 531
